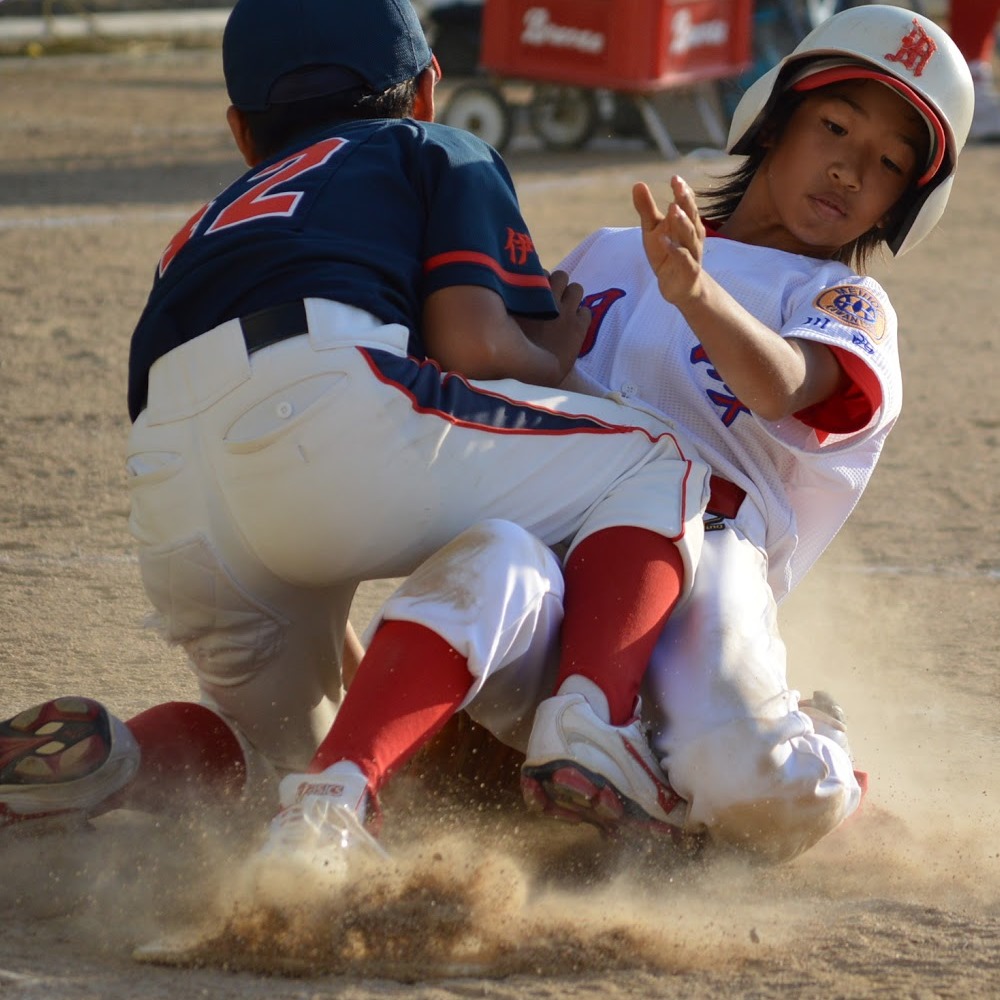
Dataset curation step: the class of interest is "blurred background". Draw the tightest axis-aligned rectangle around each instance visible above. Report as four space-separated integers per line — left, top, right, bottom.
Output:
0 1 964 157
411 0 946 155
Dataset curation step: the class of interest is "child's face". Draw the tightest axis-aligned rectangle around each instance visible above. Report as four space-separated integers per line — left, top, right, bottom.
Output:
750 78 929 258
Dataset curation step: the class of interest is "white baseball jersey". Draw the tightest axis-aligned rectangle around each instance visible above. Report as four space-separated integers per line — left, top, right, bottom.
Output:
561 227 902 602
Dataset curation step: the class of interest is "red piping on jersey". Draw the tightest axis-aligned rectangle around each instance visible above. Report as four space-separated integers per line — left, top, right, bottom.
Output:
357 347 695 542
423 250 553 288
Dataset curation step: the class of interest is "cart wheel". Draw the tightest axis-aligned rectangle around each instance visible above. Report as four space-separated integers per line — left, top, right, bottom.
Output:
441 83 514 152
528 86 598 152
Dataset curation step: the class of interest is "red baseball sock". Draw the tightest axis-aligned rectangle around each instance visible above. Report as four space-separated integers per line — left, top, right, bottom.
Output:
309 619 472 794
949 2 1000 63
115 701 247 813
556 526 685 725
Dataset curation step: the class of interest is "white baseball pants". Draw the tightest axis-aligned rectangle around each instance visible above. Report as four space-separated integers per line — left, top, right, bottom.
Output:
406 517 862 861
125 299 709 776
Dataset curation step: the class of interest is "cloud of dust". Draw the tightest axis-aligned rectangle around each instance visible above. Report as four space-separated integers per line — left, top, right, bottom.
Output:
129 816 791 980
4 550 996 982
4 724 995 985
0 807 256 946
777 545 1000 910
0 789 794 980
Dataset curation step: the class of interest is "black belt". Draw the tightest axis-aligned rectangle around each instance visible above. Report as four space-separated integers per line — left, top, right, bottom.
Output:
239 300 309 355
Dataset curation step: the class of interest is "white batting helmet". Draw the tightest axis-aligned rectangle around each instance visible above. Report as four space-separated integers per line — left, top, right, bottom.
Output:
727 4 974 255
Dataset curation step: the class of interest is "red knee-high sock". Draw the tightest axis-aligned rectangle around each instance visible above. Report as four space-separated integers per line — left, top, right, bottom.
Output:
556 527 685 725
309 619 472 794
114 702 247 813
949 2 1000 63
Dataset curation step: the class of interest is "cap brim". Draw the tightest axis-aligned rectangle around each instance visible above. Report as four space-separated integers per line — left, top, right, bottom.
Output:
790 63 945 187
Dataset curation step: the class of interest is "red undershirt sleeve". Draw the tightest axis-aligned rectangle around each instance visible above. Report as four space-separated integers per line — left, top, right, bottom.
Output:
793 346 882 441
701 224 883 444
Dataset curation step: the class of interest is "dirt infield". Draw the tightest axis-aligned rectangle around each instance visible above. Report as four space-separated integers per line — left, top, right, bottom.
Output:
1 44 999 999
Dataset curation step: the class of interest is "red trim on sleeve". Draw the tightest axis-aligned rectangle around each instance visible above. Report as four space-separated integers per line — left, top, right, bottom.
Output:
794 345 882 438
424 250 553 288
701 222 883 442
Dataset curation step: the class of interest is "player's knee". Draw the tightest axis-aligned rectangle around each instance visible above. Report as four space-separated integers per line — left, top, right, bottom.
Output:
668 716 858 862
460 518 558 568
139 534 286 685
397 519 562 604
379 520 563 686
705 782 848 862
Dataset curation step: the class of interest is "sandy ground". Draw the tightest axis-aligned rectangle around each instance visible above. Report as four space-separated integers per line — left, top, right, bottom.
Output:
1 42 999 999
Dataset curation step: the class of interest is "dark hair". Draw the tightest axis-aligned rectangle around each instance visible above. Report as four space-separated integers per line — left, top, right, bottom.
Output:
696 89 916 272
242 77 419 160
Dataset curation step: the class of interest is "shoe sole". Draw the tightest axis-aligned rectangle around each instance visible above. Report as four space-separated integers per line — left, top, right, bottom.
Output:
0 697 138 826
521 759 686 842
1 697 113 785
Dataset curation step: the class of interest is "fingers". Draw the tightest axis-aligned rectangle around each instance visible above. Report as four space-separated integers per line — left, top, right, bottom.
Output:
667 202 697 250
632 181 664 231
661 176 704 263
669 175 705 240
548 268 568 297
634 176 702 257
548 270 587 314
634 176 697 228
669 175 695 218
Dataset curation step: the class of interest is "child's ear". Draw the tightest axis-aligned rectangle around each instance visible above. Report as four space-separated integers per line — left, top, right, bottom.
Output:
412 60 439 122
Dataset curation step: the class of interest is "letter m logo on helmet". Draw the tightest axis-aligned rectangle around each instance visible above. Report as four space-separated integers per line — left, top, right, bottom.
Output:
885 19 937 78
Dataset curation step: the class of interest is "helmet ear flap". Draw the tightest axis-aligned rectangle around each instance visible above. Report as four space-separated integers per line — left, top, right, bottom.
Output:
727 62 784 156
889 175 955 256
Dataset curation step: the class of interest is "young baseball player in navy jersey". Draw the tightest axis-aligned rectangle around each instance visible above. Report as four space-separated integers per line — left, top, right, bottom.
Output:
0 0 713 871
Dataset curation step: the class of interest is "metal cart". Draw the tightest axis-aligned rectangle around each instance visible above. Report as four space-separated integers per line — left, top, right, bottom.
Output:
438 0 755 157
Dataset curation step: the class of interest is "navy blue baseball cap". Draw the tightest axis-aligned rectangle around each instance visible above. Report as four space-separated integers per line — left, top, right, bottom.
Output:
223 0 434 112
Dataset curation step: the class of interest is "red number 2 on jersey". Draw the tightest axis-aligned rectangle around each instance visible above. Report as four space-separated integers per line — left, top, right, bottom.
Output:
158 136 349 277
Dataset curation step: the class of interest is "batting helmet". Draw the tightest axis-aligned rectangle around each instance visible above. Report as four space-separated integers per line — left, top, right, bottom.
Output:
727 5 974 255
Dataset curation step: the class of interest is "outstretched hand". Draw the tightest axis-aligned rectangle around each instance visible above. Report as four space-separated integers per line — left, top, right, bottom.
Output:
632 176 706 307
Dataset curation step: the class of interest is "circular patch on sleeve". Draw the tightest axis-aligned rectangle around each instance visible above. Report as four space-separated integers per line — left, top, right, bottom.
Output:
813 285 887 342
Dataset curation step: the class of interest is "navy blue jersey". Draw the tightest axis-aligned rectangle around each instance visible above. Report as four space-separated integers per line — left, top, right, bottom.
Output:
128 119 557 420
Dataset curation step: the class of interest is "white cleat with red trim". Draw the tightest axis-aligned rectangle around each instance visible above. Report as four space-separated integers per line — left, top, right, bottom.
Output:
521 676 688 840
249 760 388 897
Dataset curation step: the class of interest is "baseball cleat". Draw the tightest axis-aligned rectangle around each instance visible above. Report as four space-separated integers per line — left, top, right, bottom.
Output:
248 760 387 897
521 682 688 840
0 697 140 831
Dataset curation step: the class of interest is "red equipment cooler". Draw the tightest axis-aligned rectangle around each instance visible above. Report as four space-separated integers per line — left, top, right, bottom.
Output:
480 0 753 93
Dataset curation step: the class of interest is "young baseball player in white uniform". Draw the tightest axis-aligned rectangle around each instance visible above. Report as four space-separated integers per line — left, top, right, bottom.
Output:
290 4 974 866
